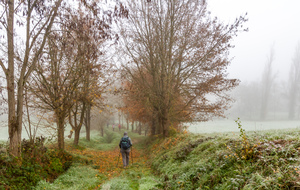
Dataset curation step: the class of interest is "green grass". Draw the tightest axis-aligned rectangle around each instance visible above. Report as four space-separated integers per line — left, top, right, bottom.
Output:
100 163 159 190
36 129 158 190
34 166 102 190
65 129 121 151
148 122 300 189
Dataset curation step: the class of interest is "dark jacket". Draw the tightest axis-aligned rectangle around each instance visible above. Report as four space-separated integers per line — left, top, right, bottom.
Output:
119 135 132 150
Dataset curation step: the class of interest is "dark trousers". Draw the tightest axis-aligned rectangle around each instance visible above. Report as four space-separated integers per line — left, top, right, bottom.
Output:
120 149 130 167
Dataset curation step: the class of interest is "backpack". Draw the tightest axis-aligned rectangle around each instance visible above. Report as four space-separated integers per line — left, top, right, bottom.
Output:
121 137 131 150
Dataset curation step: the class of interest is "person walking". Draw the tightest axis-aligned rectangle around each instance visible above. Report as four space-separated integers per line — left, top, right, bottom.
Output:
119 132 132 168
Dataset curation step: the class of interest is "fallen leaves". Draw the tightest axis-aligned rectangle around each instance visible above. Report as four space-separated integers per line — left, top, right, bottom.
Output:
65 145 146 179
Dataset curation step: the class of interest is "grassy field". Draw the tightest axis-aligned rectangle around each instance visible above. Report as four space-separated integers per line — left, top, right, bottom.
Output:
187 119 300 133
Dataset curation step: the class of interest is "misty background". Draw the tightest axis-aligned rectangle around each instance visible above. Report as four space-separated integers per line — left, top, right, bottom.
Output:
189 0 300 132
1 0 300 140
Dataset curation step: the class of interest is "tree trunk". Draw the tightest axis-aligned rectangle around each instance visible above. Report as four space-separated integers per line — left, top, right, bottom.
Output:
57 119 65 150
161 108 169 137
288 87 297 119
138 123 142 135
162 119 169 138
7 0 19 156
151 112 156 135
131 121 134 132
101 126 104 137
145 125 148 136
73 128 80 146
85 103 91 141
16 82 25 145
121 114 123 127
157 117 162 135
8 122 19 156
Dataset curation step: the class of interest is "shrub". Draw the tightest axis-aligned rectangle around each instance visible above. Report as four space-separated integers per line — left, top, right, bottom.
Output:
0 137 73 189
225 119 260 161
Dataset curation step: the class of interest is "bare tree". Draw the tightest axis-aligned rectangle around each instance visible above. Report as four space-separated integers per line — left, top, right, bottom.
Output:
288 42 300 119
66 7 112 145
260 47 276 120
119 0 246 137
0 0 63 156
30 31 86 150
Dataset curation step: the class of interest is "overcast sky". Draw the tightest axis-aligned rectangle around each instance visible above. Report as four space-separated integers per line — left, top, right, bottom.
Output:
208 0 300 83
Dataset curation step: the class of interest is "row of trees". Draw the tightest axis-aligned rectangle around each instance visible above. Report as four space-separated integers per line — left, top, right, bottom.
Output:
229 43 300 120
0 0 127 156
0 0 246 156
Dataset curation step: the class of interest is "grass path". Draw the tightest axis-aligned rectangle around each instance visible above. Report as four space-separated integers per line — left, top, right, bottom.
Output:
34 130 158 190
64 135 157 190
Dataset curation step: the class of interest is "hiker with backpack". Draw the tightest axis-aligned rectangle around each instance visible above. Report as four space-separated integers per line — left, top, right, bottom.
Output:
119 132 132 168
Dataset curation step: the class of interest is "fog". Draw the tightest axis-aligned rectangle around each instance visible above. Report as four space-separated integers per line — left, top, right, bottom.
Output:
1 1 300 139
187 0 300 133
208 0 300 82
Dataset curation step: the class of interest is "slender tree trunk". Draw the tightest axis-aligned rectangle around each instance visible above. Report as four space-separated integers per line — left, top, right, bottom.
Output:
138 123 142 135
85 104 91 141
151 119 155 135
101 126 104 137
16 82 25 144
121 114 123 127
131 121 134 132
73 128 80 146
260 49 274 121
7 0 19 156
151 112 156 135
288 89 297 119
145 125 148 136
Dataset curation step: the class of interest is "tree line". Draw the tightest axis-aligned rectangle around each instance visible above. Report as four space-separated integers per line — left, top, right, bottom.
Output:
0 0 246 156
229 43 300 121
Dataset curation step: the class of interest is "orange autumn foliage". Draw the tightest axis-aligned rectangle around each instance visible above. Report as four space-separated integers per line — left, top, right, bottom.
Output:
65 145 147 179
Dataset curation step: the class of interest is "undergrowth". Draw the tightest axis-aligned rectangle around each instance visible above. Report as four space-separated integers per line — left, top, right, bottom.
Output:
0 137 73 190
